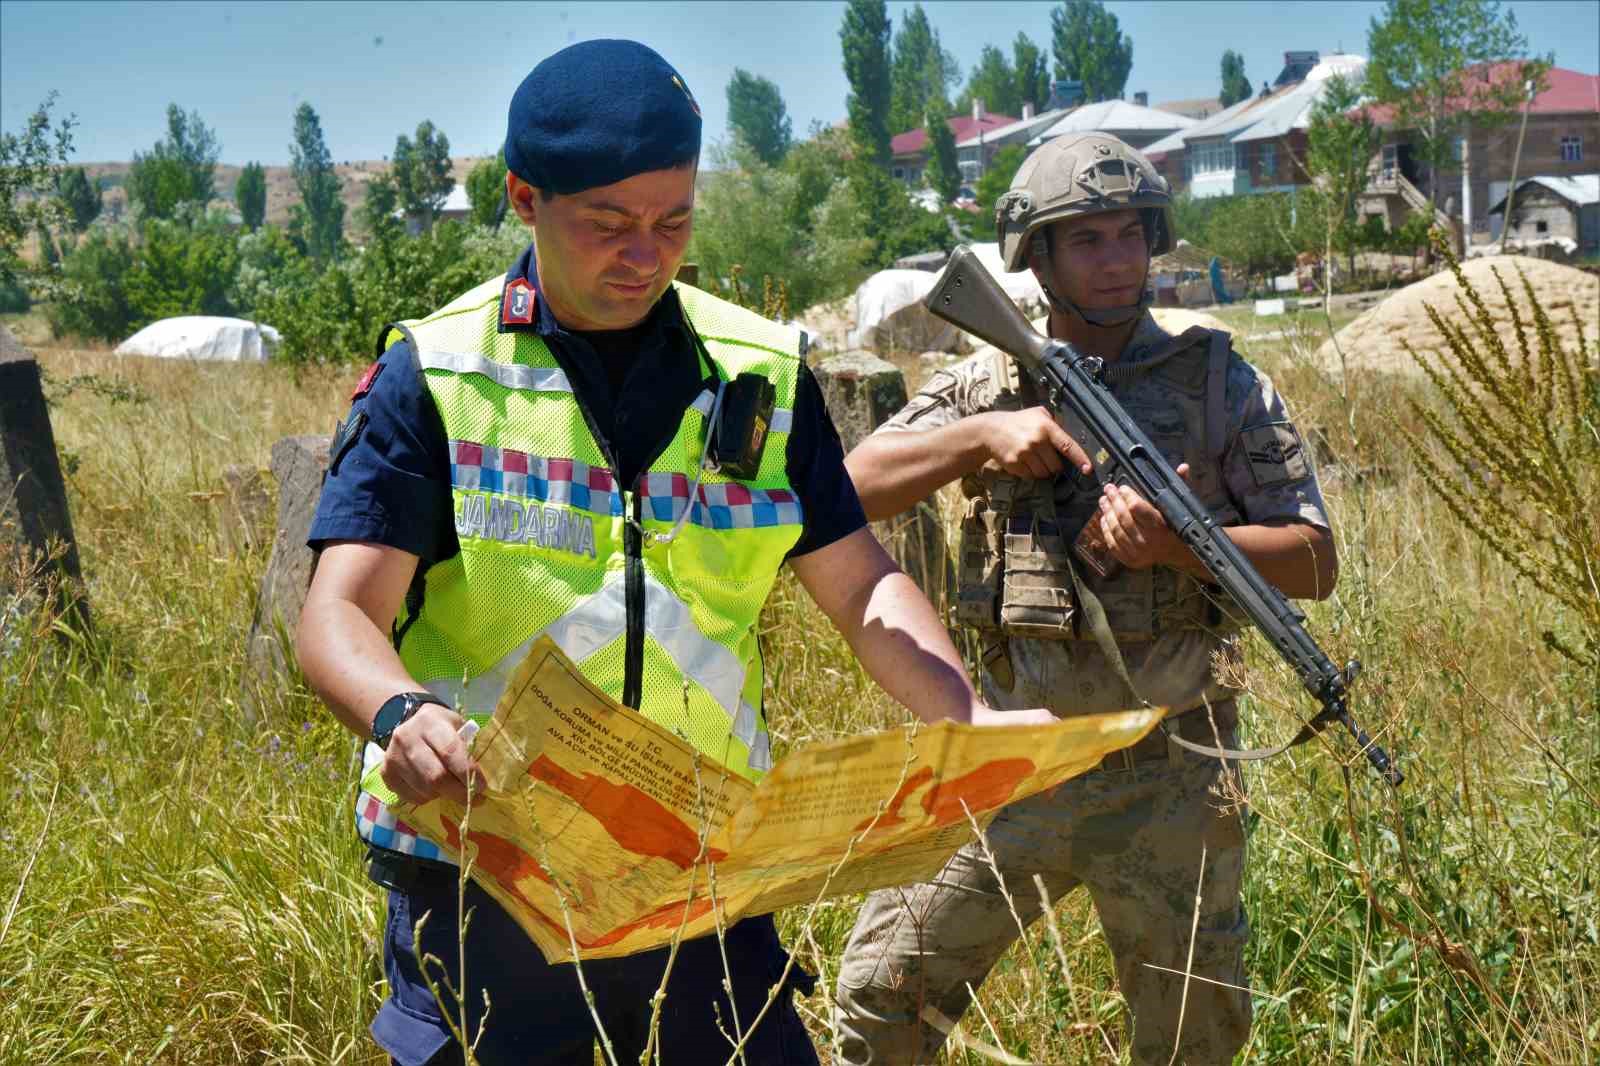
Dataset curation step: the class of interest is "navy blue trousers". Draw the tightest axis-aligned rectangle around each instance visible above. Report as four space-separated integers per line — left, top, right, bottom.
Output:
374 874 819 1066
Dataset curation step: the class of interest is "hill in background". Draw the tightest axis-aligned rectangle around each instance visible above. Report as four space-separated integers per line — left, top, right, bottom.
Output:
77 155 491 232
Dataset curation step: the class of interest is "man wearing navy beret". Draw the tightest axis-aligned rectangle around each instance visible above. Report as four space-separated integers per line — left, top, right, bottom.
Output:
298 39 1053 1066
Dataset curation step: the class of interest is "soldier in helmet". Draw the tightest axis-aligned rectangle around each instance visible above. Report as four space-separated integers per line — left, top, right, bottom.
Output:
831 133 1337 1064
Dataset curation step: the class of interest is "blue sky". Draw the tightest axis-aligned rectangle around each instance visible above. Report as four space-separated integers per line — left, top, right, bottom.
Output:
3 0 1596 167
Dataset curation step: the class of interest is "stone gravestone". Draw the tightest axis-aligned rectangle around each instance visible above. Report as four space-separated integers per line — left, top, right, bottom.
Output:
245 435 330 681
0 324 90 630
812 351 951 602
216 464 273 556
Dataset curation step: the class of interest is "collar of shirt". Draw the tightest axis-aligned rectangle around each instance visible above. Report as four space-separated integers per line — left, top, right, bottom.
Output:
495 241 691 348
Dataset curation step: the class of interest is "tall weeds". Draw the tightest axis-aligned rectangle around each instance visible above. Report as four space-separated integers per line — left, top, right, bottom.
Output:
2 305 1597 1064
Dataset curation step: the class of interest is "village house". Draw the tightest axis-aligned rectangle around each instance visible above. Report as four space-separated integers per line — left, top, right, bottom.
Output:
1143 51 1366 199
1359 64 1600 245
1487 174 1600 252
889 102 1016 188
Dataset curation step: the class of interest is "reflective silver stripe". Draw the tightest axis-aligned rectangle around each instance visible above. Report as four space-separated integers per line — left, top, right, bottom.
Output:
691 388 793 433
418 573 763 752
417 349 573 393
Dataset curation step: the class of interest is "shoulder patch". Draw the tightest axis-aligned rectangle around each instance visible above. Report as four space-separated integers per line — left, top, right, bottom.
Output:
1240 421 1310 488
349 360 384 401
502 278 537 326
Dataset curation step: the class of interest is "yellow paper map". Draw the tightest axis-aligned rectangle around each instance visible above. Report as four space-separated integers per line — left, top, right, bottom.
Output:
390 637 1159 962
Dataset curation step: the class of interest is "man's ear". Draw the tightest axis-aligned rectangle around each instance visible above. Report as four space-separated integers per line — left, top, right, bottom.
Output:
507 173 539 227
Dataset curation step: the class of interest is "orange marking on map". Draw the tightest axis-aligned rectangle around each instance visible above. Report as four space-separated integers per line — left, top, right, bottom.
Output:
439 814 567 935
920 759 1037 825
528 754 728 869
852 766 935 833
577 895 717 950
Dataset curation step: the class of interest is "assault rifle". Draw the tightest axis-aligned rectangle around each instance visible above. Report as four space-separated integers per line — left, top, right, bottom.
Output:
924 246 1402 786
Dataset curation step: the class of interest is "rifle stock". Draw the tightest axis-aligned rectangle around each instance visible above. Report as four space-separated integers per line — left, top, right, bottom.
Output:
923 245 1401 786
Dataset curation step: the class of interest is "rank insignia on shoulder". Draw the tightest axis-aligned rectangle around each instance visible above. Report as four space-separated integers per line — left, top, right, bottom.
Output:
502 278 537 325
350 360 384 401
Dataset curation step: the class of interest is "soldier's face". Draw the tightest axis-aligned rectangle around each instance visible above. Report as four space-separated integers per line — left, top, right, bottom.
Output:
509 164 696 331
1035 210 1150 311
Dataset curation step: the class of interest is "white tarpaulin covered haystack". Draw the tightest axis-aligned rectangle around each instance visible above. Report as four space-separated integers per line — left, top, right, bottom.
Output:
116 316 281 362
848 243 1045 352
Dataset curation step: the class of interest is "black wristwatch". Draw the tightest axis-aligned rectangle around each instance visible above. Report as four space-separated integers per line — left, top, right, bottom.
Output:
371 691 450 750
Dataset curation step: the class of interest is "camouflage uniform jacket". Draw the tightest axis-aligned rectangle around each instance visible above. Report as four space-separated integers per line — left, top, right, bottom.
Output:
873 312 1332 718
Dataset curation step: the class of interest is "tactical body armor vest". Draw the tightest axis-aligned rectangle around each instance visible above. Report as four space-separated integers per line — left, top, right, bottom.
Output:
956 323 1244 685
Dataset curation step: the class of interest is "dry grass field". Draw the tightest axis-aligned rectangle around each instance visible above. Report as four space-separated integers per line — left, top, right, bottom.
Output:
1 285 1596 1064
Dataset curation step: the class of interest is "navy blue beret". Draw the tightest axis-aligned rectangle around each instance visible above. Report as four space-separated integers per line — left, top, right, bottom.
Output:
505 39 702 195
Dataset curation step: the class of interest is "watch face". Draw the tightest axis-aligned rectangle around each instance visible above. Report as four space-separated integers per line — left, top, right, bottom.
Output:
372 693 412 749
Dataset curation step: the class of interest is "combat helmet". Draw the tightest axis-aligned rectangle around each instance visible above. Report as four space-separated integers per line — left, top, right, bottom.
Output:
995 132 1174 327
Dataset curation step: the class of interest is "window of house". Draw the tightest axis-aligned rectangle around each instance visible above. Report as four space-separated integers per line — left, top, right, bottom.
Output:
1536 220 1549 234
1381 144 1398 181
892 167 904 180
1561 136 1583 162
1260 144 1277 178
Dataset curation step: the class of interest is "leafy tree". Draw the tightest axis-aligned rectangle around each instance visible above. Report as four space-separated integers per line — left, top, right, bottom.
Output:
924 108 960 202
289 102 345 260
1013 33 1051 114
358 171 405 247
1219 50 1252 108
46 225 134 341
689 137 874 312
123 217 239 327
1304 72 1381 280
1050 0 1134 103
235 161 266 231
974 144 1028 216
56 166 101 233
127 104 219 221
840 0 893 167
889 3 960 135
465 150 506 228
1366 0 1549 209
0 92 74 293
392 120 453 229
726 69 793 165
957 45 1021 119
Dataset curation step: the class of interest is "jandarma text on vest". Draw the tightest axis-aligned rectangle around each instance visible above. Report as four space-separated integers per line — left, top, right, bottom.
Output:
455 491 599 559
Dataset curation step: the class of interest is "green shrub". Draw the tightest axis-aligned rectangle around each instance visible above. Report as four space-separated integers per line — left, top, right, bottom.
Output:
123 216 238 326
46 222 136 342
256 220 527 364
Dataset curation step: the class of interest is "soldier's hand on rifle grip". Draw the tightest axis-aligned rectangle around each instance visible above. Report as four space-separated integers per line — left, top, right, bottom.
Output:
975 407 1093 481
1097 464 1194 571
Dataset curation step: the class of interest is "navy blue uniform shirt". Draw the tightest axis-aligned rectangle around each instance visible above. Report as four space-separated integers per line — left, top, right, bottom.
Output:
308 244 866 570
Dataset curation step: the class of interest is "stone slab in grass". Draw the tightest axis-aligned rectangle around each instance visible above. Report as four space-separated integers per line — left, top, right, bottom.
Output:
0 324 91 630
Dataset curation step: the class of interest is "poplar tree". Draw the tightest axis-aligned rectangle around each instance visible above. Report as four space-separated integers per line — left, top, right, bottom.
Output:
235 162 266 231
726 69 793 165
1219 50 1252 108
840 0 892 167
889 3 959 135
290 102 344 260
1050 0 1134 103
923 108 960 202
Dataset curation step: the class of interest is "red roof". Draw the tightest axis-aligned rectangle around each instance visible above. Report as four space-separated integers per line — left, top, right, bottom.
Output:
892 113 1017 157
1363 63 1599 125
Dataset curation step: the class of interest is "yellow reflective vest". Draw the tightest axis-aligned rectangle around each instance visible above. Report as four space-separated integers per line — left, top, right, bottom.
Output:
356 275 805 861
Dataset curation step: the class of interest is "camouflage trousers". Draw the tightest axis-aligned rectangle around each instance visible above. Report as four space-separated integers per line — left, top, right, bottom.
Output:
834 705 1251 1065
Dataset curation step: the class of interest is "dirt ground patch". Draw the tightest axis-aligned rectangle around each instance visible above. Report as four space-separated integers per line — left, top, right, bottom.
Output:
1313 255 1599 375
